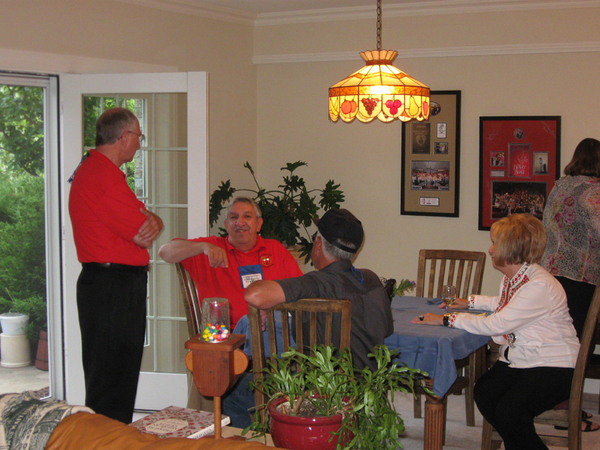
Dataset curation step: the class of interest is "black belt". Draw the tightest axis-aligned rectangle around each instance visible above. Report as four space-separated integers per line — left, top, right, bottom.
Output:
82 262 149 274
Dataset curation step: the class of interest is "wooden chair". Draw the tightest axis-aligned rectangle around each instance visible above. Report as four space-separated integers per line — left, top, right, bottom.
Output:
416 249 486 300
481 283 600 450
413 249 487 427
175 262 214 411
175 262 202 338
584 317 600 414
248 298 352 424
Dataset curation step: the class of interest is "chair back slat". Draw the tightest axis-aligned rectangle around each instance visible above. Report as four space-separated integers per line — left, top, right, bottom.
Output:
248 298 352 424
417 249 486 300
175 262 202 338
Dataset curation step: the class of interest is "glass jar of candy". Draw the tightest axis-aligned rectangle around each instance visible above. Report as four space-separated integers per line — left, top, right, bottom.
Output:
200 297 230 342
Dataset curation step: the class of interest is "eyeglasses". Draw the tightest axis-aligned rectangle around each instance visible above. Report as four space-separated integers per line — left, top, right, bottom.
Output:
126 131 146 144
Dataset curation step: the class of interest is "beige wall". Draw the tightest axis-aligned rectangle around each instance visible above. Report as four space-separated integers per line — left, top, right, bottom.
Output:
254 5 600 294
1 1 599 294
0 0 259 195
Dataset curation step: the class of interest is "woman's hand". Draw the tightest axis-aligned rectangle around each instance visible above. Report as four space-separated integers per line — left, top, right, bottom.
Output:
411 313 444 325
438 297 469 310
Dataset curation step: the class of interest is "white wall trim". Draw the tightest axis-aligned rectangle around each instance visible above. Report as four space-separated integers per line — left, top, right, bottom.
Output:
117 0 256 25
252 41 600 65
115 0 600 26
255 0 600 26
0 49 177 75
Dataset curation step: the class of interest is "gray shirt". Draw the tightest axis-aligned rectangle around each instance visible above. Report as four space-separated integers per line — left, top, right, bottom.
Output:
277 260 394 371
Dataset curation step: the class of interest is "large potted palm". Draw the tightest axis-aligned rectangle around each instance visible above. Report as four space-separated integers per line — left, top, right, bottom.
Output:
243 345 429 450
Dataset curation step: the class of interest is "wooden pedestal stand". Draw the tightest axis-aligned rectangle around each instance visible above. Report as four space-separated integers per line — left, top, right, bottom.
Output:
185 334 248 440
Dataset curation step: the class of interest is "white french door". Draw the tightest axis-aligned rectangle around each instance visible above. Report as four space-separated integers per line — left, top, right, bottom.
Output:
60 72 208 410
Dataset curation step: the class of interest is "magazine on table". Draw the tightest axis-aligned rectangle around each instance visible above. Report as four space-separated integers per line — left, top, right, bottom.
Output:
130 405 230 439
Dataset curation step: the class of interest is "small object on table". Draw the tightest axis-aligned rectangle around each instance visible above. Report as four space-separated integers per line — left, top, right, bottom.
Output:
419 315 424 321
201 297 230 342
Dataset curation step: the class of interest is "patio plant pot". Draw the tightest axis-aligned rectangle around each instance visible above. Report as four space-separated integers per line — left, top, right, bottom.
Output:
35 329 49 371
0 313 29 336
267 396 350 450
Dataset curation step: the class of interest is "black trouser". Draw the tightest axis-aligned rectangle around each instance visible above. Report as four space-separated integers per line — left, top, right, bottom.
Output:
76 263 147 424
555 276 596 339
474 360 573 450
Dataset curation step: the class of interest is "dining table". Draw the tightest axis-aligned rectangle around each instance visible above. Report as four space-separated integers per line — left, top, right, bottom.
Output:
385 296 491 450
233 295 491 450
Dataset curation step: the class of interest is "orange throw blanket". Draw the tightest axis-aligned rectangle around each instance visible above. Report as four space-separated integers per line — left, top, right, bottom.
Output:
46 412 280 450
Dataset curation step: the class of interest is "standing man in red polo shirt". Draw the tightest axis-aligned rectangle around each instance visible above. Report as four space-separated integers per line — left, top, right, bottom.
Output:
69 107 163 424
158 196 303 330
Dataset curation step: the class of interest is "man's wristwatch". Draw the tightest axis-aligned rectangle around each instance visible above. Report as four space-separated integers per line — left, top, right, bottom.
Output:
443 313 450 327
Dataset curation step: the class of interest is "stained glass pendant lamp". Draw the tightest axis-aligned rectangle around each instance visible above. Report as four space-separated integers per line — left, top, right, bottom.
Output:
328 0 430 123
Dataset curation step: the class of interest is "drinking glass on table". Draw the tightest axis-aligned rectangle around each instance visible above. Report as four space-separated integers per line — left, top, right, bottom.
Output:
442 285 457 311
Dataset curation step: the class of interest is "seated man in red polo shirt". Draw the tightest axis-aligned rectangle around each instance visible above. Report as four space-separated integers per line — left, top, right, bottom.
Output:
158 196 303 330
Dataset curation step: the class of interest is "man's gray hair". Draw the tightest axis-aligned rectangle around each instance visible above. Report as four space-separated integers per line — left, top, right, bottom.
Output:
95 107 138 147
318 231 355 261
226 196 262 218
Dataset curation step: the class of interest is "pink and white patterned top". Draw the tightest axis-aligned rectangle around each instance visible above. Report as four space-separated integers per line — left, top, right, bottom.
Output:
542 175 600 285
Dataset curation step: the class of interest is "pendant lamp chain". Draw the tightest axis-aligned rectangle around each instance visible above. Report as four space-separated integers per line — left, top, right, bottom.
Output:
376 0 382 51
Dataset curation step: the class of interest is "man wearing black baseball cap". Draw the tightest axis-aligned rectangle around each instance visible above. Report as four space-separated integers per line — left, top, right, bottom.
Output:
245 208 393 371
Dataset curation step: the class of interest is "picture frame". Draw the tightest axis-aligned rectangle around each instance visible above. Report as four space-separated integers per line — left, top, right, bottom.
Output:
401 90 461 217
478 116 561 230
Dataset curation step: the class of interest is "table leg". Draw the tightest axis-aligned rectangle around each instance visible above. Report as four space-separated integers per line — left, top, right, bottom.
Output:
424 391 445 450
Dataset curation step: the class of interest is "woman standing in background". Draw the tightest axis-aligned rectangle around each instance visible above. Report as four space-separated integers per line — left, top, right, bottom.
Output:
541 137 600 432
542 138 600 338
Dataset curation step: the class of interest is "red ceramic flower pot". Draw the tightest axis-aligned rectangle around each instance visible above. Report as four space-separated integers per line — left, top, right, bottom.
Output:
268 396 348 450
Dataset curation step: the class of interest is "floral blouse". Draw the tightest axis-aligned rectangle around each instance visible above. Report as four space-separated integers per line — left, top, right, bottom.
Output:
542 175 600 285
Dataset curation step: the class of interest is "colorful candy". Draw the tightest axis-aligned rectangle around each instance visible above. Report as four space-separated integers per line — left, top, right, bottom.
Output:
202 323 230 342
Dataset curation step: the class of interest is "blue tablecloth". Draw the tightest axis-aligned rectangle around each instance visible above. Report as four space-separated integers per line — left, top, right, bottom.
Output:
385 296 490 397
234 296 490 398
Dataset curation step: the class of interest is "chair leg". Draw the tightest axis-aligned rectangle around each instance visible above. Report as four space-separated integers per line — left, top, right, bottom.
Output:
442 396 448 446
481 418 501 450
414 393 423 419
465 351 477 427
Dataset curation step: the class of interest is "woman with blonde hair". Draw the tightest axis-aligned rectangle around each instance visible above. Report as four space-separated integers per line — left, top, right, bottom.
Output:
414 214 579 450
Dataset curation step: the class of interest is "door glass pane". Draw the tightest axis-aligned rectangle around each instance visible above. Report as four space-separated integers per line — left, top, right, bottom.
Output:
0 81 51 396
81 93 189 375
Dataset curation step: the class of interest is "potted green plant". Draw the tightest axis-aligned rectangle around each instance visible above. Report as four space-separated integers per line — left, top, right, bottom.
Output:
209 161 344 264
243 345 429 450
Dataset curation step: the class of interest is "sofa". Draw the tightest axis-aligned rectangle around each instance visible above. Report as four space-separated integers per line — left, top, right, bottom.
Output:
0 391 281 450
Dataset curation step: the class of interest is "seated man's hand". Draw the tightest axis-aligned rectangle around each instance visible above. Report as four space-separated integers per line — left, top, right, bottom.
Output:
203 243 228 268
260 310 267 332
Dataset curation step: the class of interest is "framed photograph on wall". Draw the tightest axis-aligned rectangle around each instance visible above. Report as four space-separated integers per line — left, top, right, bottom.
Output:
401 90 461 217
478 116 561 230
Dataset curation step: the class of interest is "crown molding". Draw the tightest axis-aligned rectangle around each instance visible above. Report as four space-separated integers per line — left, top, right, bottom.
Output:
116 0 256 25
115 0 600 26
255 0 600 26
252 41 600 64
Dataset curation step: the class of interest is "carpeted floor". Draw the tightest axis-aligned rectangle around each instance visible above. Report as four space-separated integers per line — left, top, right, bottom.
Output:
393 391 600 450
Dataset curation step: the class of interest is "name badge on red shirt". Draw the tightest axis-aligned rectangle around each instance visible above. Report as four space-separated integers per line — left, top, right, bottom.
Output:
239 264 264 289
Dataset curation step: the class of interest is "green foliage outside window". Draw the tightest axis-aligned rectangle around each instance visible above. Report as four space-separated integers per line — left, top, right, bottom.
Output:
0 84 47 344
